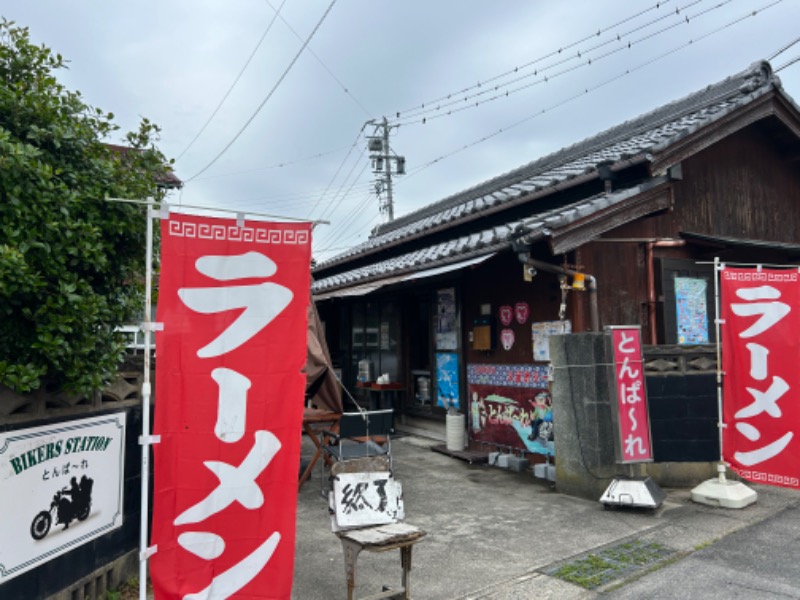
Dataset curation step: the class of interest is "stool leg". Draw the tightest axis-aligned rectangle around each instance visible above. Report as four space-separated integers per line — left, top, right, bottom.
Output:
340 538 362 600
400 545 414 600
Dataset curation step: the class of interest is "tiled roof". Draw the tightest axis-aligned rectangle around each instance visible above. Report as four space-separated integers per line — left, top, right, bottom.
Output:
312 184 656 293
316 61 779 272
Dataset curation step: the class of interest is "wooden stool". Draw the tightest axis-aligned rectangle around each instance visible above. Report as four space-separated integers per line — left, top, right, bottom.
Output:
337 522 426 600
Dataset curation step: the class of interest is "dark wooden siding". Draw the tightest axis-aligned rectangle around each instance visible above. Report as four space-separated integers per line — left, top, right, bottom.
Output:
575 120 800 341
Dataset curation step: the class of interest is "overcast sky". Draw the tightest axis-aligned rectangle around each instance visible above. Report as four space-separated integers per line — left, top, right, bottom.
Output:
6 0 800 261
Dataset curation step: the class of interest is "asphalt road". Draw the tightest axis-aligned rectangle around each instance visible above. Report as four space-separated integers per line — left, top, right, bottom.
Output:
602 504 800 599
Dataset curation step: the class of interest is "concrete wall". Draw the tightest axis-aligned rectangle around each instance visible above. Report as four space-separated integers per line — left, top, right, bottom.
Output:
550 333 619 500
551 336 722 500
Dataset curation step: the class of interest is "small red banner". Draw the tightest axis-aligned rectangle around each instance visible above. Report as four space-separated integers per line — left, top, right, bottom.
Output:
151 213 311 598
721 268 800 490
610 327 653 463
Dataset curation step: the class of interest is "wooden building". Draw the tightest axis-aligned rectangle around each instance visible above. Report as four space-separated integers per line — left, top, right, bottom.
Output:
311 61 800 463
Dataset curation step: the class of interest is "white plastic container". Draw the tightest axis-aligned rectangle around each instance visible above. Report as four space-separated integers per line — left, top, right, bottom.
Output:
445 412 465 451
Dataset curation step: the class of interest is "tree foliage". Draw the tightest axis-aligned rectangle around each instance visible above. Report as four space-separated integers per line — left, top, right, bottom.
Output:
0 20 173 394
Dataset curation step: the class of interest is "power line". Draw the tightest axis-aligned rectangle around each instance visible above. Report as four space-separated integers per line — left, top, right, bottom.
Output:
175 0 288 161
392 0 678 120
189 145 351 181
262 0 373 118
400 0 783 181
317 155 371 222
392 0 731 127
767 35 800 61
186 0 339 182
775 54 800 73
305 124 368 219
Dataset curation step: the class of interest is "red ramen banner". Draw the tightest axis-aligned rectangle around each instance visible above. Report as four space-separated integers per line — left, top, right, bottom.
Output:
721 267 800 490
151 213 311 598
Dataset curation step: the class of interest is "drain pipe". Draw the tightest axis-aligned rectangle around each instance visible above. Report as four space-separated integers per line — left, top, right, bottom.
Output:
518 253 600 331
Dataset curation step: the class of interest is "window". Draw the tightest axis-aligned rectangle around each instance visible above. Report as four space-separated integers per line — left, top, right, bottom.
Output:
659 259 715 345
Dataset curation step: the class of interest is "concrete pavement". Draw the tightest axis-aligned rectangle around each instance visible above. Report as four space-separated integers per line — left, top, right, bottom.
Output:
293 432 800 599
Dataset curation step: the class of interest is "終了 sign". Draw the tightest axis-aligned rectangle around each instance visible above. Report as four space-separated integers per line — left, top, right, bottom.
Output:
150 213 311 599
0 413 126 582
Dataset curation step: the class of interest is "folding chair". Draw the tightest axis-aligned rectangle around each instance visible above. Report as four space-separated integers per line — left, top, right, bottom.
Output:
322 409 394 467
328 456 426 600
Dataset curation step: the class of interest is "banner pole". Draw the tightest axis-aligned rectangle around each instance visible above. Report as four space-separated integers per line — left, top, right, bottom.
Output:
714 257 725 475
690 257 757 508
139 200 155 600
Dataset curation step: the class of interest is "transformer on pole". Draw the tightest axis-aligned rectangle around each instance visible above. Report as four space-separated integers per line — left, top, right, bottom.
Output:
366 117 405 222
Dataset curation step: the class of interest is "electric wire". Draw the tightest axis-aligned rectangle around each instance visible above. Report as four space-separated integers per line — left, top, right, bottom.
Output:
186 0 338 182
401 0 783 181
315 190 380 254
305 124 369 219
392 0 677 119
775 54 800 73
317 155 371 223
393 0 731 127
767 35 800 61
175 0 288 161
262 0 373 118
189 145 350 181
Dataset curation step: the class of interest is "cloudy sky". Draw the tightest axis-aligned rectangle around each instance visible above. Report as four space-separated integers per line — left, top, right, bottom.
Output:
6 1 800 261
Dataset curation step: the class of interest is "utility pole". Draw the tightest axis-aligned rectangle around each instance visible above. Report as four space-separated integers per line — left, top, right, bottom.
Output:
367 117 405 222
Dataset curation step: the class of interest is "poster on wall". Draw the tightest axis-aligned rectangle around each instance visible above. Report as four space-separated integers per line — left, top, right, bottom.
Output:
436 352 460 409
151 213 311 599
436 288 457 350
720 267 800 490
467 364 553 455
675 276 709 343
0 413 126 582
532 320 572 362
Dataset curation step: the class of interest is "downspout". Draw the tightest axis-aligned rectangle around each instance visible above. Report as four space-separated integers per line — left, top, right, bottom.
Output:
518 253 600 331
646 239 686 343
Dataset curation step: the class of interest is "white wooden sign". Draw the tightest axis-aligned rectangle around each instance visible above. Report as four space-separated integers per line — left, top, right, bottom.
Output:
0 413 127 582
331 471 404 530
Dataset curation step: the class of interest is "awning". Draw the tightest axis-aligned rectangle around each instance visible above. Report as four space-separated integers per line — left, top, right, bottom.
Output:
313 252 497 301
312 275 407 301
402 253 496 281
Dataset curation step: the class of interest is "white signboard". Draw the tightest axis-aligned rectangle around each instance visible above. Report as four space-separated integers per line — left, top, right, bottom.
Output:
330 471 404 530
0 413 127 582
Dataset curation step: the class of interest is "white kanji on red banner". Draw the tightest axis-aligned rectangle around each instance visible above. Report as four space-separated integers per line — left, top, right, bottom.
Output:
151 214 311 599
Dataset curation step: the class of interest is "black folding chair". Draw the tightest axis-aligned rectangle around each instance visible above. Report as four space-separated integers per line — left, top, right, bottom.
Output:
323 409 394 464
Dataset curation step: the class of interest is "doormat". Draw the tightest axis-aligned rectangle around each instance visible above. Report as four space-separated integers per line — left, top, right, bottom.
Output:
546 540 675 589
430 444 489 464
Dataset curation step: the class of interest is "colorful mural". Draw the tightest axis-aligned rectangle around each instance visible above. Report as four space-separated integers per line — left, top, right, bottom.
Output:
467 364 553 455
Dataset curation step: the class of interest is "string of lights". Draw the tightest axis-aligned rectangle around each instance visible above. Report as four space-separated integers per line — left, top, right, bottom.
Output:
391 0 678 119
397 0 784 183
392 0 732 127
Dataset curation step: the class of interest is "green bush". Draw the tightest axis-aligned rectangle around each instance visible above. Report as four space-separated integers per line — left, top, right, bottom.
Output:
0 20 172 394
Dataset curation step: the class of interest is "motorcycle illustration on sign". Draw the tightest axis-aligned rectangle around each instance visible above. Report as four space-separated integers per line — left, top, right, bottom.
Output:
30 475 94 540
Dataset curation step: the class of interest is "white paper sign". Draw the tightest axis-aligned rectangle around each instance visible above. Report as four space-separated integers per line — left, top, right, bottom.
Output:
331 471 404 529
0 413 127 582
